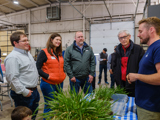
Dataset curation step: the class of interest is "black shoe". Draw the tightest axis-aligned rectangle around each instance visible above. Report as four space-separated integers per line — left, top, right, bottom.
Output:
105 82 109 85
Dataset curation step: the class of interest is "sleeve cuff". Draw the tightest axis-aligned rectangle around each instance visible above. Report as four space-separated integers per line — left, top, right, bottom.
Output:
22 89 30 97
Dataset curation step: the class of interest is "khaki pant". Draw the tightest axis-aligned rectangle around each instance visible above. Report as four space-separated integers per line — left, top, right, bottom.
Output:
137 106 160 120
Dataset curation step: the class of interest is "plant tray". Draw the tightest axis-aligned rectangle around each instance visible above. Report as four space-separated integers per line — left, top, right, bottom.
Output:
111 94 128 116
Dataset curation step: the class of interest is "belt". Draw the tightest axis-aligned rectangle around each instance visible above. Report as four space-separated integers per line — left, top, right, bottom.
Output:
26 86 37 91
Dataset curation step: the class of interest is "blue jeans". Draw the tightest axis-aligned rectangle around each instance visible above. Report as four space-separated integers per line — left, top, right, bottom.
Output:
69 77 93 94
40 79 63 120
10 89 40 120
98 64 107 83
110 74 115 88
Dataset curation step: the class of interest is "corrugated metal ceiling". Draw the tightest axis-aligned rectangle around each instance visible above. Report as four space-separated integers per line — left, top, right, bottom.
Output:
0 0 147 16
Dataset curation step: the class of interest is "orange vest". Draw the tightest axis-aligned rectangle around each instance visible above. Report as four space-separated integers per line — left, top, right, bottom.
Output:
42 48 66 85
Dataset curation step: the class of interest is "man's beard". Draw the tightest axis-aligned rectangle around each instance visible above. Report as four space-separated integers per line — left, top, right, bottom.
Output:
140 36 150 44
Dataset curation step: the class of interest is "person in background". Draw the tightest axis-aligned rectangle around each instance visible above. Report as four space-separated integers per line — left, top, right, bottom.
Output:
11 106 32 120
113 30 144 97
0 58 3 82
36 33 66 119
127 17 160 120
0 48 1 58
108 45 117 88
64 31 95 94
4 31 40 120
98 48 109 85
91 47 96 91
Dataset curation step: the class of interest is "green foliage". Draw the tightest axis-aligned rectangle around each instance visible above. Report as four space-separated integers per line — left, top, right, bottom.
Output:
37 86 114 120
94 86 127 101
95 86 115 101
37 86 127 120
113 86 128 95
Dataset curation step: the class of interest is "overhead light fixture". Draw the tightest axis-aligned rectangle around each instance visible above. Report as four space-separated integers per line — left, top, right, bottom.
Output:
13 0 19 4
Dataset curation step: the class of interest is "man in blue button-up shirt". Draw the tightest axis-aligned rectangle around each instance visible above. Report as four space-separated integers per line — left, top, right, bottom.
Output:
4 31 40 120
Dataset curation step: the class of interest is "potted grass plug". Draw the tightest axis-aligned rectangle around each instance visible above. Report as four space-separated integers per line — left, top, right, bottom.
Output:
37 87 114 120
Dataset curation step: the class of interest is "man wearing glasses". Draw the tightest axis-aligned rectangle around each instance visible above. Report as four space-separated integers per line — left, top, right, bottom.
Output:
4 31 40 120
113 30 144 97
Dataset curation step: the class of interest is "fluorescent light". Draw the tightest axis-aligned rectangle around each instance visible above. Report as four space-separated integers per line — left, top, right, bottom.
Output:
13 0 19 4
3 53 7 56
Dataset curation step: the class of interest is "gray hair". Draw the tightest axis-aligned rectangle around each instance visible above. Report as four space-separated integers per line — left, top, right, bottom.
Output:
117 30 130 37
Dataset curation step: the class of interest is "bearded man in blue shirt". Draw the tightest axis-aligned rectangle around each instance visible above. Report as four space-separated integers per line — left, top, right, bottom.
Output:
127 17 160 120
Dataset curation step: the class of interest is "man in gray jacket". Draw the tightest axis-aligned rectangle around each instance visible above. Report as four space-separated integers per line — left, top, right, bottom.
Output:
64 31 95 94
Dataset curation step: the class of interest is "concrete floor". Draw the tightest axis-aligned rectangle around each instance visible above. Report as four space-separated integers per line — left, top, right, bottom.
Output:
0 72 112 120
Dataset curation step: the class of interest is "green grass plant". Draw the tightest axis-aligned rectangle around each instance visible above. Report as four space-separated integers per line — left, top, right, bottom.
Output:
37 86 114 120
37 85 127 120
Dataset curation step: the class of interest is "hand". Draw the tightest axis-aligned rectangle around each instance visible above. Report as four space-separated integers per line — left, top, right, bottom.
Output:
71 77 76 83
88 75 93 83
26 90 33 97
109 69 113 74
126 73 138 84
103 59 106 61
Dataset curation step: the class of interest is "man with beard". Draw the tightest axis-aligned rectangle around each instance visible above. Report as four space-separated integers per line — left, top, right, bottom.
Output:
64 31 95 94
127 17 160 120
113 30 144 97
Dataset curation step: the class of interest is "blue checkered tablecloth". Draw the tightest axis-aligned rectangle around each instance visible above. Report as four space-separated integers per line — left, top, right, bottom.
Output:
114 97 138 120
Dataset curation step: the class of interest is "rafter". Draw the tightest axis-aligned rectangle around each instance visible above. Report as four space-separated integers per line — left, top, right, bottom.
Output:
103 0 112 19
26 0 39 7
1 5 16 12
0 11 5 15
45 0 52 4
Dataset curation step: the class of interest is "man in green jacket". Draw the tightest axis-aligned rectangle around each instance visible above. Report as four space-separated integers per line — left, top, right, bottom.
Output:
64 31 95 93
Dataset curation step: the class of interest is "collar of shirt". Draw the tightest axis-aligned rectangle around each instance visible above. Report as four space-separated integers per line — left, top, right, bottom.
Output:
14 47 28 56
75 42 84 54
75 42 83 50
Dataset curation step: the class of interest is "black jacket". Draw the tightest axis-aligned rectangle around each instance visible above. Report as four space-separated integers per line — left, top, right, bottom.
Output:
113 40 145 96
111 52 116 72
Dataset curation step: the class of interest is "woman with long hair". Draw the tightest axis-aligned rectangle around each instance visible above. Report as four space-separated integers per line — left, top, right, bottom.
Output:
36 33 66 117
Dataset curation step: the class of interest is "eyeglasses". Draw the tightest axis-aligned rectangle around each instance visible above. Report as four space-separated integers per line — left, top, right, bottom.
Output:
18 40 30 43
118 35 128 40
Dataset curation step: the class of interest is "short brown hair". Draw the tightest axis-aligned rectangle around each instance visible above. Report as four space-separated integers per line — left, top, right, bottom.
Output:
10 31 26 46
11 106 32 120
46 33 62 56
138 17 160 35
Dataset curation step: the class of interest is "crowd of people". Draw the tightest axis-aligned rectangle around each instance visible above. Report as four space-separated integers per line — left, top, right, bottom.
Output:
1 16 160 120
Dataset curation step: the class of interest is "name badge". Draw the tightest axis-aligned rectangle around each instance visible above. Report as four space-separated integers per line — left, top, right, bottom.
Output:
51 56 56 59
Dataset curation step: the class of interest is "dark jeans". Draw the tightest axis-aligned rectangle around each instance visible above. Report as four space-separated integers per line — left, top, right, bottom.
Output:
10 88 40 120
98 64 107 83
110 74 115 88
40 79 63 120
92 77 96 91
69 77 93 94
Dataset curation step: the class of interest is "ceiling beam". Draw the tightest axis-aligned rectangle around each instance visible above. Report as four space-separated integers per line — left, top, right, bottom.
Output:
0 2 10 7
45 0 52 4
134 0 140 20
0 19 14 25
5 0 27 10
26 0 39 7
68 2 90 22
103 0 112 20
0 11 5 15
1 5 16 12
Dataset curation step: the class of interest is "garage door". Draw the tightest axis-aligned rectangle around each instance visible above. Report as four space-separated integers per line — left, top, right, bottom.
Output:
90 21 134 71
